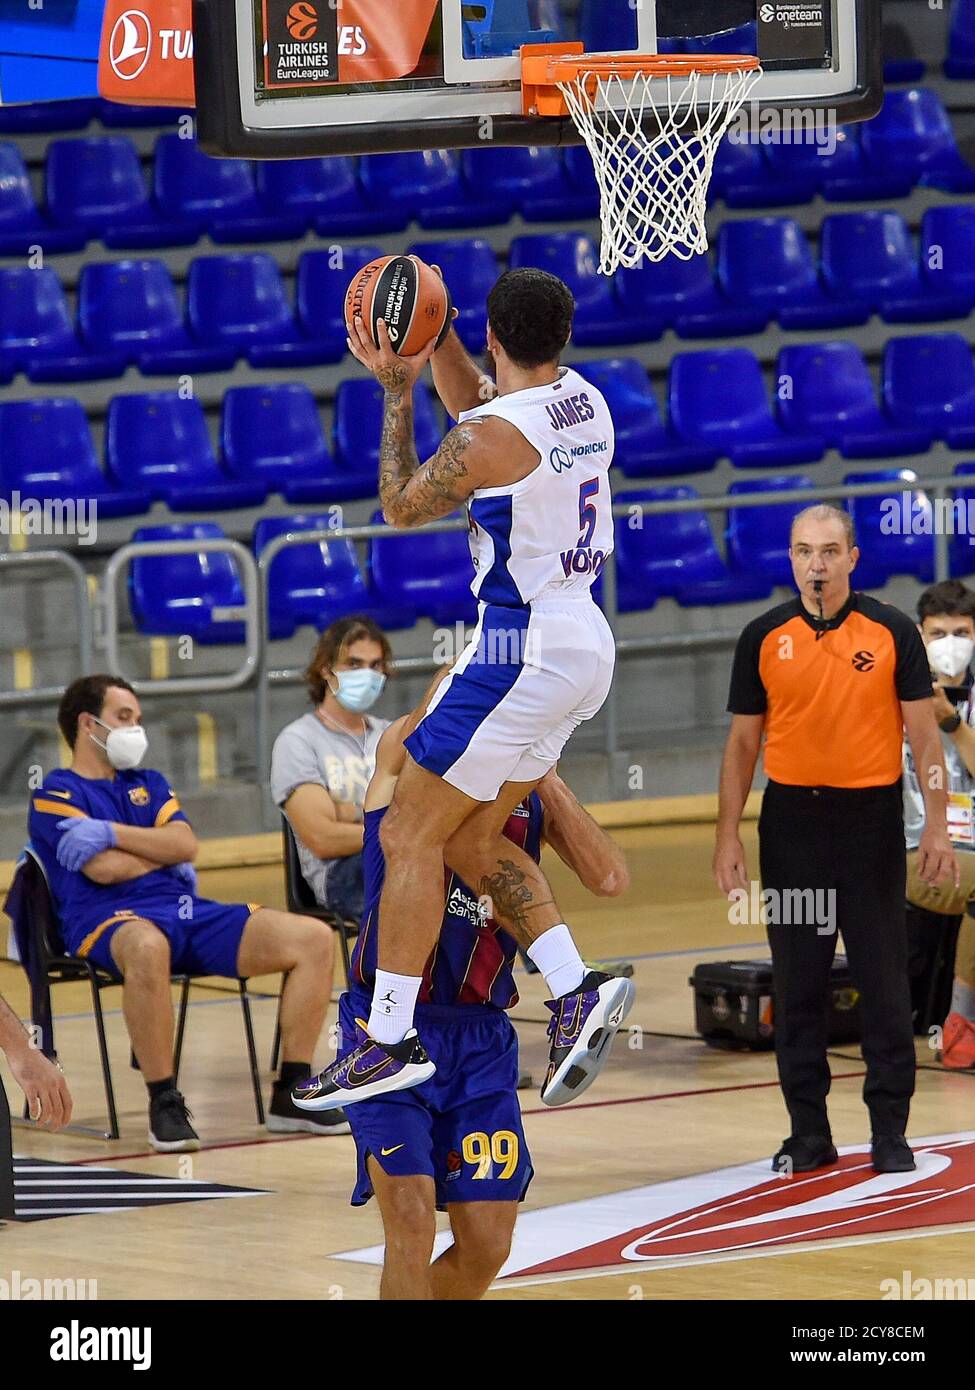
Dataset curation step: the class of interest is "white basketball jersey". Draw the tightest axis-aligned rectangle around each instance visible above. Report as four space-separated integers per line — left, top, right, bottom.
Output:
459 367 615 608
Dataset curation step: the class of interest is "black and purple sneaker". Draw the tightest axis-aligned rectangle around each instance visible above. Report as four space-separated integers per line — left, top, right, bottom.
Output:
540 971 635 1107
292 1018 436 1112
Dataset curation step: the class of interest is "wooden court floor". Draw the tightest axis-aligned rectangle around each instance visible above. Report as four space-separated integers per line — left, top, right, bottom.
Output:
1 821 973 1301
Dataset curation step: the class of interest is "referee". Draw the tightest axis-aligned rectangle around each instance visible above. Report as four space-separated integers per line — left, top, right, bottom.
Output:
713 505 958 1176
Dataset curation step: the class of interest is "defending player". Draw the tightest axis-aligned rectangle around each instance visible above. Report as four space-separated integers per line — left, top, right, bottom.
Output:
295 697 630 1299
313 266 632 1109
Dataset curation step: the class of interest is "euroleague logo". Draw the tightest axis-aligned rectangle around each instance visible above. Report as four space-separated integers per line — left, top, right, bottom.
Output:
287 2 318 40
109 9 152 81
852 649 876 672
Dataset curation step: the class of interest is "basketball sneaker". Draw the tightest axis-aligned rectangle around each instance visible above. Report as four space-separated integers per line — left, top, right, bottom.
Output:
148 1087 200 1153
291 1018 435 1112
939 1011 975 1070
540 970 635 1107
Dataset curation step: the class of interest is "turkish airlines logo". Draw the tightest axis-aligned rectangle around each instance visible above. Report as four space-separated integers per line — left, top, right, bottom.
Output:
110 10 152 81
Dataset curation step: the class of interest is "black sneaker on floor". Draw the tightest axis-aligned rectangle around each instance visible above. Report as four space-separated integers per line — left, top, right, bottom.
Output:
267 1084 351 1135
872 1134 916 1173
772 1134 838 1174
148 1088 200 1153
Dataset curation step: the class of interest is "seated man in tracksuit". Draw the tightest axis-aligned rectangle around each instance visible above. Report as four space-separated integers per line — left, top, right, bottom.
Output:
293 691 630 1300
28 674 349 1151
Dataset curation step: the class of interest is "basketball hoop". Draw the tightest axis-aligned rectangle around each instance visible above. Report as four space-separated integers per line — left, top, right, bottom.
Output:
522 45 763 275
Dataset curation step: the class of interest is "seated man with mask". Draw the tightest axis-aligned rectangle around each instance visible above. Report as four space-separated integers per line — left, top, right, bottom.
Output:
272 617 391 925
28 675 350 1150
904 580 975 1069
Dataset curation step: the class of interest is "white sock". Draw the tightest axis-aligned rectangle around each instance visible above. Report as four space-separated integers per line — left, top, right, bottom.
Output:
527 924 587 999
368 969 422 1045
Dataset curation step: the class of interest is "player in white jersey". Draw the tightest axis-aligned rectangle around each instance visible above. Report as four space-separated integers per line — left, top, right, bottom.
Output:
301 268 633 1114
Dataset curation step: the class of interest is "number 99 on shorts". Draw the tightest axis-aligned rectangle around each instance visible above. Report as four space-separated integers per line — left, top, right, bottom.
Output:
461 1130 519 1180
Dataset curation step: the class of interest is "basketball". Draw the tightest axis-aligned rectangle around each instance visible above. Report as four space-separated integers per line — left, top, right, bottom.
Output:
286 3 318 40
344 255 453 357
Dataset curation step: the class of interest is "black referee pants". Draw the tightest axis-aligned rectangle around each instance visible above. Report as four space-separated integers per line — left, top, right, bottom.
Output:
758 780 916 1139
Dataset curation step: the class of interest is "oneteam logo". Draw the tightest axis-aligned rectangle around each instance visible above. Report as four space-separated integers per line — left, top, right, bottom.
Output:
109 10 152 81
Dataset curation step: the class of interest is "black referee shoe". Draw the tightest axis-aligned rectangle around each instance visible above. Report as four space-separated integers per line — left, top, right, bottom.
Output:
872 1134 916 1173
148 1088 200 1153
772 1134 838 1174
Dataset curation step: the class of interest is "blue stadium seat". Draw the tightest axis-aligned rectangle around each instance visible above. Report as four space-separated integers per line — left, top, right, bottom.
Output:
726 476 817 587
254 515 412 640
0 100 95 134
359 150 510 231
949 463 975 577
129 523 247 644
295 245 383 366
368 511 477 626
573 358 718 478
669 349 825 469
764 125 914 202
0 143 85 256
845 469 935 587
78 259 236 375
96 100 187 128
154 134 306 243
777 343 932 460
717 217 867 331
861 89 975 194
334 380 442 485
45 136 199 249
579 0 637 51
947 0 975 78
460 146 598 223
0 398 149 518
408 238 498 353
820 210 966 324
885 57 926 84
509 232 650 346
711 138 816 208
615 486 772 609
884 333 975 450
0 267 126 383
186 254 297 359
461 0 560 56
616 251 766 339
254 157 408 237
106 393 267 511
919 206 975 315
222 383 366 505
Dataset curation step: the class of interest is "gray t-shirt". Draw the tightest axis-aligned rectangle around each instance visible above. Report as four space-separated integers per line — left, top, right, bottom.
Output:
903 688 975 850
271 710 389 905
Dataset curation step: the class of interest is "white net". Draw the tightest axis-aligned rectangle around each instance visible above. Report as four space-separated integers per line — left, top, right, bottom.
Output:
557 63 763 274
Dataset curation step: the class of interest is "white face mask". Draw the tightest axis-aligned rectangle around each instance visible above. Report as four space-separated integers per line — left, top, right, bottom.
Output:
89 718 149 771
927 634 975 681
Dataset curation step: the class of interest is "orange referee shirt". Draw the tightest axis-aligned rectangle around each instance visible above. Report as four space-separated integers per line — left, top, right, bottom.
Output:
727 593 932 788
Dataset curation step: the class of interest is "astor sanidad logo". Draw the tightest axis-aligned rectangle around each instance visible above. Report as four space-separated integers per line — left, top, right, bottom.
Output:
110 10 152 80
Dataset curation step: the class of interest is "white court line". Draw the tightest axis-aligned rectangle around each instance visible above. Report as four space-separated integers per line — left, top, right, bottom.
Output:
493 1221 975 1290
15 1179 236 1187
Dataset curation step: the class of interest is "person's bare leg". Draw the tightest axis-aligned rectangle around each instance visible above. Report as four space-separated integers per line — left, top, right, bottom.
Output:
368 1159 437 1301
236 908 333 1062
375 758 482 976
431 1201 517 1300
110 920 174 1082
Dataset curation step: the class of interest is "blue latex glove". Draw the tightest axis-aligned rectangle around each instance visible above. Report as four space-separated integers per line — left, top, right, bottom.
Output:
172 861 198 894
55 818 116 872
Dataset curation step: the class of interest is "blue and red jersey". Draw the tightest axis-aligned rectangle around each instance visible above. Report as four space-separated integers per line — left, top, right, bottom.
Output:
350 793 544 1010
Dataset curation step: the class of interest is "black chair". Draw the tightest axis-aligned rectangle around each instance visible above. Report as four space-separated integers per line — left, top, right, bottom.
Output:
7 846 267 1138
274 817 357 1071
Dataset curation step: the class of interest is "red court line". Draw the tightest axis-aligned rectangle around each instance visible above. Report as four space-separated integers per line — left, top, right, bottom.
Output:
64 1071 868 1165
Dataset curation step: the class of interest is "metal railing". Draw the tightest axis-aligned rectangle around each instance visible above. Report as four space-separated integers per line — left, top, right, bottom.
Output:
0 550 93 706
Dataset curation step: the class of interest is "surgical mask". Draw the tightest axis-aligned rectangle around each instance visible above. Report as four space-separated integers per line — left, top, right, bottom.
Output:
89 718 149 770
331 670 386 713
927 634 975 680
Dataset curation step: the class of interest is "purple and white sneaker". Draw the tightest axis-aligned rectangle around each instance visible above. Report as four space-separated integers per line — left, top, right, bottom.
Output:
292 1018 436 1112
540 971 635 1107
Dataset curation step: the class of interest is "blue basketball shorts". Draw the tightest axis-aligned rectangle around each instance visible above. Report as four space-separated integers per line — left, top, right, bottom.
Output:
68 886 257 978
340 992 534 1210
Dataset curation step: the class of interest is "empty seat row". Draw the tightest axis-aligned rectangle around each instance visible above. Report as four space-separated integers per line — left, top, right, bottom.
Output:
0 99 190 134
0 382 443 516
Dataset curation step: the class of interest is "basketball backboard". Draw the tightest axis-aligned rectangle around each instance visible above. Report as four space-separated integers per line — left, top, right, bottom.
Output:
194 1 883 158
